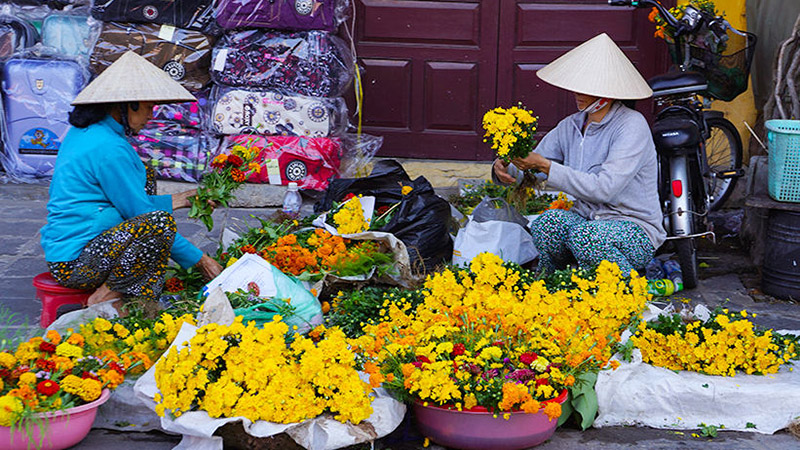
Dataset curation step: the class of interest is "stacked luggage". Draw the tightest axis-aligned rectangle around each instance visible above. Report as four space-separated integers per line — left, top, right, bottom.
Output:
0 0 361 190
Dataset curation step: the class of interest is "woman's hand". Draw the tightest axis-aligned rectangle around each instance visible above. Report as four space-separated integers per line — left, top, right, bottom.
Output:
195 254 223 281
172 189 197 210
512 152 551 175
492 159 517 184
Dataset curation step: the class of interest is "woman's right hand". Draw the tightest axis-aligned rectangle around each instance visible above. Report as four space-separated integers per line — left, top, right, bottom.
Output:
172 189 197 210
195 254 223 281
493 159 517 184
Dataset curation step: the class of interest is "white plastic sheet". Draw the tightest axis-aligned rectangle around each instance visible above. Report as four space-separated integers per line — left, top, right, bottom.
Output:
452 220 538 267
595 305 800 434
133 323 407 450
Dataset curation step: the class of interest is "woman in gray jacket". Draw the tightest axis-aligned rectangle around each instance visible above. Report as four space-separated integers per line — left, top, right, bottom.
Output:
493 33 666 275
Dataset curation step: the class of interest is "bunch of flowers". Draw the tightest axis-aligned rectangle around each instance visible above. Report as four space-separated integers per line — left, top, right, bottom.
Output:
649 0 718 41
450 181 559 216
547 192 574 211
325 286 426 338
482 104 538 162
631 308 799 376
78 312 196 375
154 317 374 424
190 144 262 231
353 253 649 418
328 187 414 235
0 329 129 428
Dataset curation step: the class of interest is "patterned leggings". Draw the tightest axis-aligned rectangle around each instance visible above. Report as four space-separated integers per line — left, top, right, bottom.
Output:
48 168 176 301
530 209 655 275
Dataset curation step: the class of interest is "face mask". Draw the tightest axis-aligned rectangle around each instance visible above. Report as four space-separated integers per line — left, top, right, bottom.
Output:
580 97 611 114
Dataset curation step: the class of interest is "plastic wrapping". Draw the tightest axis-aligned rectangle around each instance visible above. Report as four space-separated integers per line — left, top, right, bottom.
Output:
91 0 215 31
217 134 341 190
40 13 101 58
315 160 454 272
152 87 209 128
90 21 214 91
337 133 382 179
132 120 217 183
0 53 89 180
211 86 347 137
214 0 348 32
0 14 39 60
210 29 353 97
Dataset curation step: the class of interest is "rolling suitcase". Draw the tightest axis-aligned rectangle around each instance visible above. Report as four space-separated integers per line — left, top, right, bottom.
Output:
1 57 87 176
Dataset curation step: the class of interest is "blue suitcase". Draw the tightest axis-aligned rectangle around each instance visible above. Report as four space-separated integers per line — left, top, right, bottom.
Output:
41 15 97 58
1 58 87 177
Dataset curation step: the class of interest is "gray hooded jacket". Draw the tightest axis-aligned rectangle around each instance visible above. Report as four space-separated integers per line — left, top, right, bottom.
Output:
500 102 666 249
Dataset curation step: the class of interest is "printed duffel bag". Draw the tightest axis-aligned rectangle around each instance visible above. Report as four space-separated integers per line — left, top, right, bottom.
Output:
215 0 337 32
211 88 346 137
91 0 215 31
218 134 341 191
91 21 214 91
210 29 353 97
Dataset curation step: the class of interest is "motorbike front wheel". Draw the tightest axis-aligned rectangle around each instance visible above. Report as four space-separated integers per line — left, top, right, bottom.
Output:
675 238 698 289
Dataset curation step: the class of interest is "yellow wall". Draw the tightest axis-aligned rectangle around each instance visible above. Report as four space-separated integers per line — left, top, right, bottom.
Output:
678 0 756 161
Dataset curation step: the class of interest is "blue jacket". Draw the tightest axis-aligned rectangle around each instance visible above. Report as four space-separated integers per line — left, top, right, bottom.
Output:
40 115 202 269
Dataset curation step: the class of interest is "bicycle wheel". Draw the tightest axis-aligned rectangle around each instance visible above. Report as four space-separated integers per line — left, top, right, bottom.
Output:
675 238 698 289
703 117 743 211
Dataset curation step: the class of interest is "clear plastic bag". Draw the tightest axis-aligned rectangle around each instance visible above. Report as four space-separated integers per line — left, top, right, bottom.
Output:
214 0 350 32
337 133 382 179
210 86 348 137
90 0 215 31
210 29 354 97
131 120 219 183
0 50 91 181
40 12 101 59
216 134 342 190
0 14 39 60
90 21 215 91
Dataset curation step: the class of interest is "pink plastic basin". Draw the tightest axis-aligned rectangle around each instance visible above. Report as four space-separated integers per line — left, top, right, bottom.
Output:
0 389 111 450
413 390 566 450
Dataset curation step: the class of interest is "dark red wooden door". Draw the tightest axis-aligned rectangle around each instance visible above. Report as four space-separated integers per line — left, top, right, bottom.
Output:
353 0 674 160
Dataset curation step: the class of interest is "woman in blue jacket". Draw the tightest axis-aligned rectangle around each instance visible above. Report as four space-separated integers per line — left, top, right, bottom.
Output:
40 51 222 309
493 34 666 275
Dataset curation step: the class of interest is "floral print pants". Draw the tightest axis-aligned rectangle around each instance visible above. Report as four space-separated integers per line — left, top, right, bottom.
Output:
48 168 175 301
530 209 655 275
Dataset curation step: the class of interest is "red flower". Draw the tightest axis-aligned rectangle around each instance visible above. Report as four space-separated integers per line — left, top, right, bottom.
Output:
412 355 431 368
535 378 549 386
376 205 390 215
247 281 260 296
452 343 466 357
240 244 257 254
39 341 56 354
227 154 244 167
35 359 56 371
109 361 126 375
492 340 504 347
231 168 246 182
343 193 355 201
519 352 538 365
164 277 184 293
0 369 10 379
81 371 99 381
36 380 60 396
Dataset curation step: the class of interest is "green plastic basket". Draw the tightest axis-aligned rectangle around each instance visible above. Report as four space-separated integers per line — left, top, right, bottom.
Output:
767 120 800 203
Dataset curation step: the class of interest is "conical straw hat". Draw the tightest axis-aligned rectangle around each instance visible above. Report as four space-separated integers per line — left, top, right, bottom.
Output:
72 51 196 105
537 33 652 100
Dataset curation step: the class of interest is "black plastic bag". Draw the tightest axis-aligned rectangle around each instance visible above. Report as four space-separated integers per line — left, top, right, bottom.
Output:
315 160 453 273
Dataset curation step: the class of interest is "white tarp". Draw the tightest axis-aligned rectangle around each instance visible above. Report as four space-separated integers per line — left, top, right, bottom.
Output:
452 220 538 266
133 323 406 450
595 305 800 434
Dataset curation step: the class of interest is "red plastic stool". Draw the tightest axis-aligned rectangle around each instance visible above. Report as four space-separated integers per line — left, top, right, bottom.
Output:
32 273 91 328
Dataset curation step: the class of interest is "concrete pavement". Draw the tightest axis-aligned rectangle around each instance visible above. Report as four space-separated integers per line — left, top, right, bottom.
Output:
1 180 799 449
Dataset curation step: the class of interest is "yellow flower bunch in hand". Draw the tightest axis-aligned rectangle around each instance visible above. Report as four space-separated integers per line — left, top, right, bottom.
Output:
482 103 538 162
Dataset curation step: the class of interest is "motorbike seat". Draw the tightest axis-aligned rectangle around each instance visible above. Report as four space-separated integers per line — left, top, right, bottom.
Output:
649 72 707 97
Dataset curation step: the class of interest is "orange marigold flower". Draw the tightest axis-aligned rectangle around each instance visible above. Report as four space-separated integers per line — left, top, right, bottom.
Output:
231 168 246 182
648 7 659 23
240 244 257 254
543 402 562 421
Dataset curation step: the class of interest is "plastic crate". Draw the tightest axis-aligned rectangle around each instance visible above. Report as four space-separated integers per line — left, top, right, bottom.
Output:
767 120 800 202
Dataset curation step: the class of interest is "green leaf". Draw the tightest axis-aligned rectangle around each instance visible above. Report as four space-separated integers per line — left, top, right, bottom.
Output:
201 214 214 232
569 371 599 430
701 383 709 388
746 422 756 429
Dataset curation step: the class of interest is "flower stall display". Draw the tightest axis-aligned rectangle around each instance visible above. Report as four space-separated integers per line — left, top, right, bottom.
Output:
325 286 426 338
353 253 650 445
190 143 261 231
631 307 799 376
482 104 538 163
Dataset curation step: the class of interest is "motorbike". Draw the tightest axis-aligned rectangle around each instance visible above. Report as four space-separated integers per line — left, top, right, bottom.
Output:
609 0 754 288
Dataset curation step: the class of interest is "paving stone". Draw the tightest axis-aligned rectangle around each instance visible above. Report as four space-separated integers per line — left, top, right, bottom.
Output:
0 237 24 255
0 220 46 238
0 203 48 220
3 257 48 276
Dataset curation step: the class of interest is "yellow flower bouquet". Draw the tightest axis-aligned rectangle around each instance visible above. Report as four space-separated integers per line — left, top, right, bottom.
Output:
153 317 374 424
632 307 799 376
354 253 649 421
482 104 538 163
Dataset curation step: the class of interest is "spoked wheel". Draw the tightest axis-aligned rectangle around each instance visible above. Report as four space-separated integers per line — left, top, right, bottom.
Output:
703 117 743 211
675 238 698 289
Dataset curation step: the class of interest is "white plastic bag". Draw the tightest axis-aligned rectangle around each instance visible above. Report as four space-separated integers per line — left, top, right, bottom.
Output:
452 220 538 266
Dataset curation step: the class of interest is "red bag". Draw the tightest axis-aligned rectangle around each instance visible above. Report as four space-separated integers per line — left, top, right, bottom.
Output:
220 135 341 191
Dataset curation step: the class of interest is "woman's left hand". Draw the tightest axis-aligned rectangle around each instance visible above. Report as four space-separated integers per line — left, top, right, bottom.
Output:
172 189 197 210
196 254 223 280
512 153 551 175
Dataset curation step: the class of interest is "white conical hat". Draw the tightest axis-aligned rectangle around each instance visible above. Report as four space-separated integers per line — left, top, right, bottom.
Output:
537 33 652 100
72 51 196 105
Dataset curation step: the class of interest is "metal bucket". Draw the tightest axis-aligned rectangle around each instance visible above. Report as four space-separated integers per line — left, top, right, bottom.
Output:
763 209 800 299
